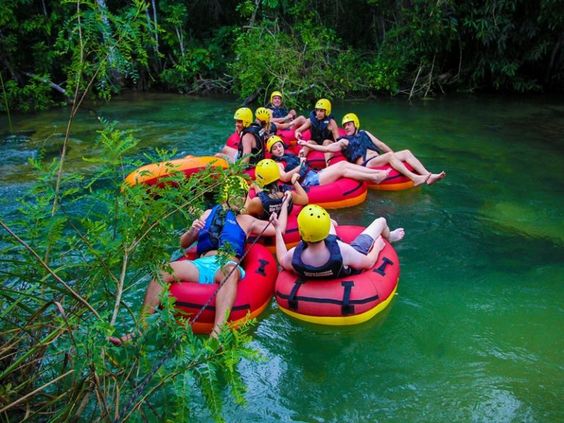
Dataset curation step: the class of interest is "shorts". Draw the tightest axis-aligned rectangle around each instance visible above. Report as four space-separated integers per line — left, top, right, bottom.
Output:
191 256 246 284
301 171 320 187
350 234 374 255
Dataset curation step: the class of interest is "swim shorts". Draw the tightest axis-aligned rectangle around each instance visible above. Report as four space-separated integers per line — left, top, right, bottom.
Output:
350 234 375 255
301 171 320 187
191 256 246 284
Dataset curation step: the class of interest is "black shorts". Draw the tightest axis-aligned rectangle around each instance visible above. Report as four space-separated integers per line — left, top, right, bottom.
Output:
349 234 374 255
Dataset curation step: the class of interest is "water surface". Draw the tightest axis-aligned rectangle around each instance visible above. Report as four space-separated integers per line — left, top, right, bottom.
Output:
1 93 563 422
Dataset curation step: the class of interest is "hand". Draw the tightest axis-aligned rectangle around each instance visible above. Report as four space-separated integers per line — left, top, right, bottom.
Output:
295 130 302 140
282 190 292 204
291 173 300 185
299 156 306 165
269 212 279 229
191 218 205 232
297 139 306 146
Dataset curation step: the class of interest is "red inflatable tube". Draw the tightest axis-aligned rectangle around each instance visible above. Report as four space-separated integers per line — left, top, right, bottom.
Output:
170 243 277 334
275 225 400 325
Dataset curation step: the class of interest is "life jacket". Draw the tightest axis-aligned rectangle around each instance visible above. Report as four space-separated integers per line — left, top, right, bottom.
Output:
267 103 288 119
341 130 382 163
256 184 293 220
309 111 335 144
272 153 310 180
196 205 246 259
291 235 351 280
238 123 265 166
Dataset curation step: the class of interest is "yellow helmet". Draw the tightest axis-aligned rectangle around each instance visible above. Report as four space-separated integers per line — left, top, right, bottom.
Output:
270 91 283 103
342 113 360 130
255 159 280 187
315 98 332 116
221 176 249 203
266 135 284 152
233 107 253 128
255 107 271 123
297 204 331 243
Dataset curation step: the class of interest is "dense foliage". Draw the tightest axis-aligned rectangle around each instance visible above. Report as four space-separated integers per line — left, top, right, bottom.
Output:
0 121 258 420
0 0 562 112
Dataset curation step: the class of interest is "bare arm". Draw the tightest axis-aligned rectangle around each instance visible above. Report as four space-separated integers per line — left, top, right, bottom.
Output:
366 131 393 153
180 209 211 248
271 212 295 271
329 119 340 141
290 174 309 205
239 133 253 165
248 191 291 236
295 119 311 139
278 161 302 182
297 139 347 153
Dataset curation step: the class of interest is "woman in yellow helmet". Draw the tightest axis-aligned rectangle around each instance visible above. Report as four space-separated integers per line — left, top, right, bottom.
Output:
244 158 308 220
293 98 341 166
266 135 389 186
298 112 446 186
271 204 405 280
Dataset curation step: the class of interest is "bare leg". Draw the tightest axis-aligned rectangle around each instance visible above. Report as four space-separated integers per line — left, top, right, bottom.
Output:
322 139 334 165
210 263 241 338
365 153 428 186
299 140 318 158
362 217 405 243
109 260 200 346
318 161 390 184
279 115 306 130
394 150 446 185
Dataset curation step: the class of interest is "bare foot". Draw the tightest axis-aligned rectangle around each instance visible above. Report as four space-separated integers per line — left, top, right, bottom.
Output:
426 171 446 185
108 332 135 347
372 169 391 184
210 328 220 340
413 173 429 186
389 228 405 243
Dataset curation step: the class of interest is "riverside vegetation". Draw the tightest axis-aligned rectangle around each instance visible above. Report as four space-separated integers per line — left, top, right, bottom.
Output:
1 0 562 113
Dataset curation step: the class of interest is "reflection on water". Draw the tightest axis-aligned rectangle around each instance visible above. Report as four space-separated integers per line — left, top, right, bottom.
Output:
1 93 563 421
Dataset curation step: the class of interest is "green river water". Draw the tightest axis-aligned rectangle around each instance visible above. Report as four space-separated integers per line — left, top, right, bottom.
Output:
1 93 563 422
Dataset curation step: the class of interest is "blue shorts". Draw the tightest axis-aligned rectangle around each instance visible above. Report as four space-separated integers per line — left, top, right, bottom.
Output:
302 171 320 187
350 234 374 255
191 256 246 284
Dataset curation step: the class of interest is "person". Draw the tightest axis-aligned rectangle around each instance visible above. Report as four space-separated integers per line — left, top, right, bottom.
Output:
298 113 446 186
110 177 290 344
216 107 266 166
266 135 390 187
255 107 278 141
245 158 308 219
266 91 298 125
273 204 404 279
293 98 340 166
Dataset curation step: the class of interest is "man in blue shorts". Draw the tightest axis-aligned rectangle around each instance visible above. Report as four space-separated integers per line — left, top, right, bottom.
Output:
111 177 290 343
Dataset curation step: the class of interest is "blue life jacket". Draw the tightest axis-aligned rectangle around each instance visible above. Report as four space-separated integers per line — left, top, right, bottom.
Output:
272 153 310 180
341 130 382 163
267 103 288 119
256 184 293 220
309 111 335 144
238 123 265 166
291 235 351 280
196 205 246 258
